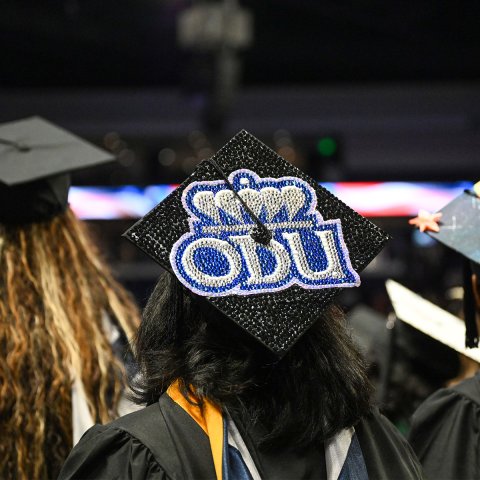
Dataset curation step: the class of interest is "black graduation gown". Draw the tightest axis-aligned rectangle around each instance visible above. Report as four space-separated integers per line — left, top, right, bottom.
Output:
59 394 424 480
409 373 480 480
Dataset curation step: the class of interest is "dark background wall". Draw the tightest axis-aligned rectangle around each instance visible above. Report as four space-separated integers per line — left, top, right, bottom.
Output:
2 1 480 87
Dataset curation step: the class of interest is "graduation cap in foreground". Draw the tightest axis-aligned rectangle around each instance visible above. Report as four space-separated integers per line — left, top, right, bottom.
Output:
0 116 115 224
410 186 480 347
124 131 390 355
386 279 480 363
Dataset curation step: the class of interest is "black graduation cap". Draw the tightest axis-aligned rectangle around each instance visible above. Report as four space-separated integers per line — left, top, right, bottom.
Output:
124 131 390 356
0 116 115 224
426 187 480 348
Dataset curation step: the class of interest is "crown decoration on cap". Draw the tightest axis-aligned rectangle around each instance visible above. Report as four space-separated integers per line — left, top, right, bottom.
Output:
170 168 360 297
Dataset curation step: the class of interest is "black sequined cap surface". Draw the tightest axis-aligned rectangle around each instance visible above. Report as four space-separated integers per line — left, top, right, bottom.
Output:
124 131 390 356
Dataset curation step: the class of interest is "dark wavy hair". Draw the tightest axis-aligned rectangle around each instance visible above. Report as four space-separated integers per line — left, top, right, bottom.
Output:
132 271 373 450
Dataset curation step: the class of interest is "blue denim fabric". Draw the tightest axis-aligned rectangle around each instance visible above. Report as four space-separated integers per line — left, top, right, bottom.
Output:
338 433 369 480
223 418 254 480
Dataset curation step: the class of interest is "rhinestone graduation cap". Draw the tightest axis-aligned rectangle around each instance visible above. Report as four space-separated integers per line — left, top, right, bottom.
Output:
124 131 390 355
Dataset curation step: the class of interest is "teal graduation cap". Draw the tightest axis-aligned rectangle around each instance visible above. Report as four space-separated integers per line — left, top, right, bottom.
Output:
410 184 480 347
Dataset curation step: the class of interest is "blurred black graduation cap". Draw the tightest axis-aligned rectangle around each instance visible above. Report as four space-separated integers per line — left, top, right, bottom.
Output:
0 116 115 224
124 130 390 356
411 185 480 347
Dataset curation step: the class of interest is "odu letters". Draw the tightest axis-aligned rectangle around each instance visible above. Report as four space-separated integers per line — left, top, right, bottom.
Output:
170 169 360 297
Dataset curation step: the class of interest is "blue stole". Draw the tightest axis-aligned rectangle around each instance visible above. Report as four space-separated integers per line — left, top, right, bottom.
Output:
222 416 369 480
167 384 369 480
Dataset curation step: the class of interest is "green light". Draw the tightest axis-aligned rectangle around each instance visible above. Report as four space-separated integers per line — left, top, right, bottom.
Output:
316 137 337 157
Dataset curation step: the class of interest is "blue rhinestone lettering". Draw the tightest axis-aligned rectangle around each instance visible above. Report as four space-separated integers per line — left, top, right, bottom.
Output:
170 169 360 296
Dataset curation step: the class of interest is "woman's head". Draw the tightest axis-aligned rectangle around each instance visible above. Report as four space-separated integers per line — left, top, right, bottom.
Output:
0 208 140 479
133 271 373 450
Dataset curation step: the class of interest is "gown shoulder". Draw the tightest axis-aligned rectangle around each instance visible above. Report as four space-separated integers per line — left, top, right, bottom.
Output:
408 374 480 480
58 405 169 480
357 408 425 479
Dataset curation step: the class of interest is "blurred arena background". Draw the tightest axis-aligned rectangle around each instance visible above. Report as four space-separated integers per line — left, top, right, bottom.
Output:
2 0 480 432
